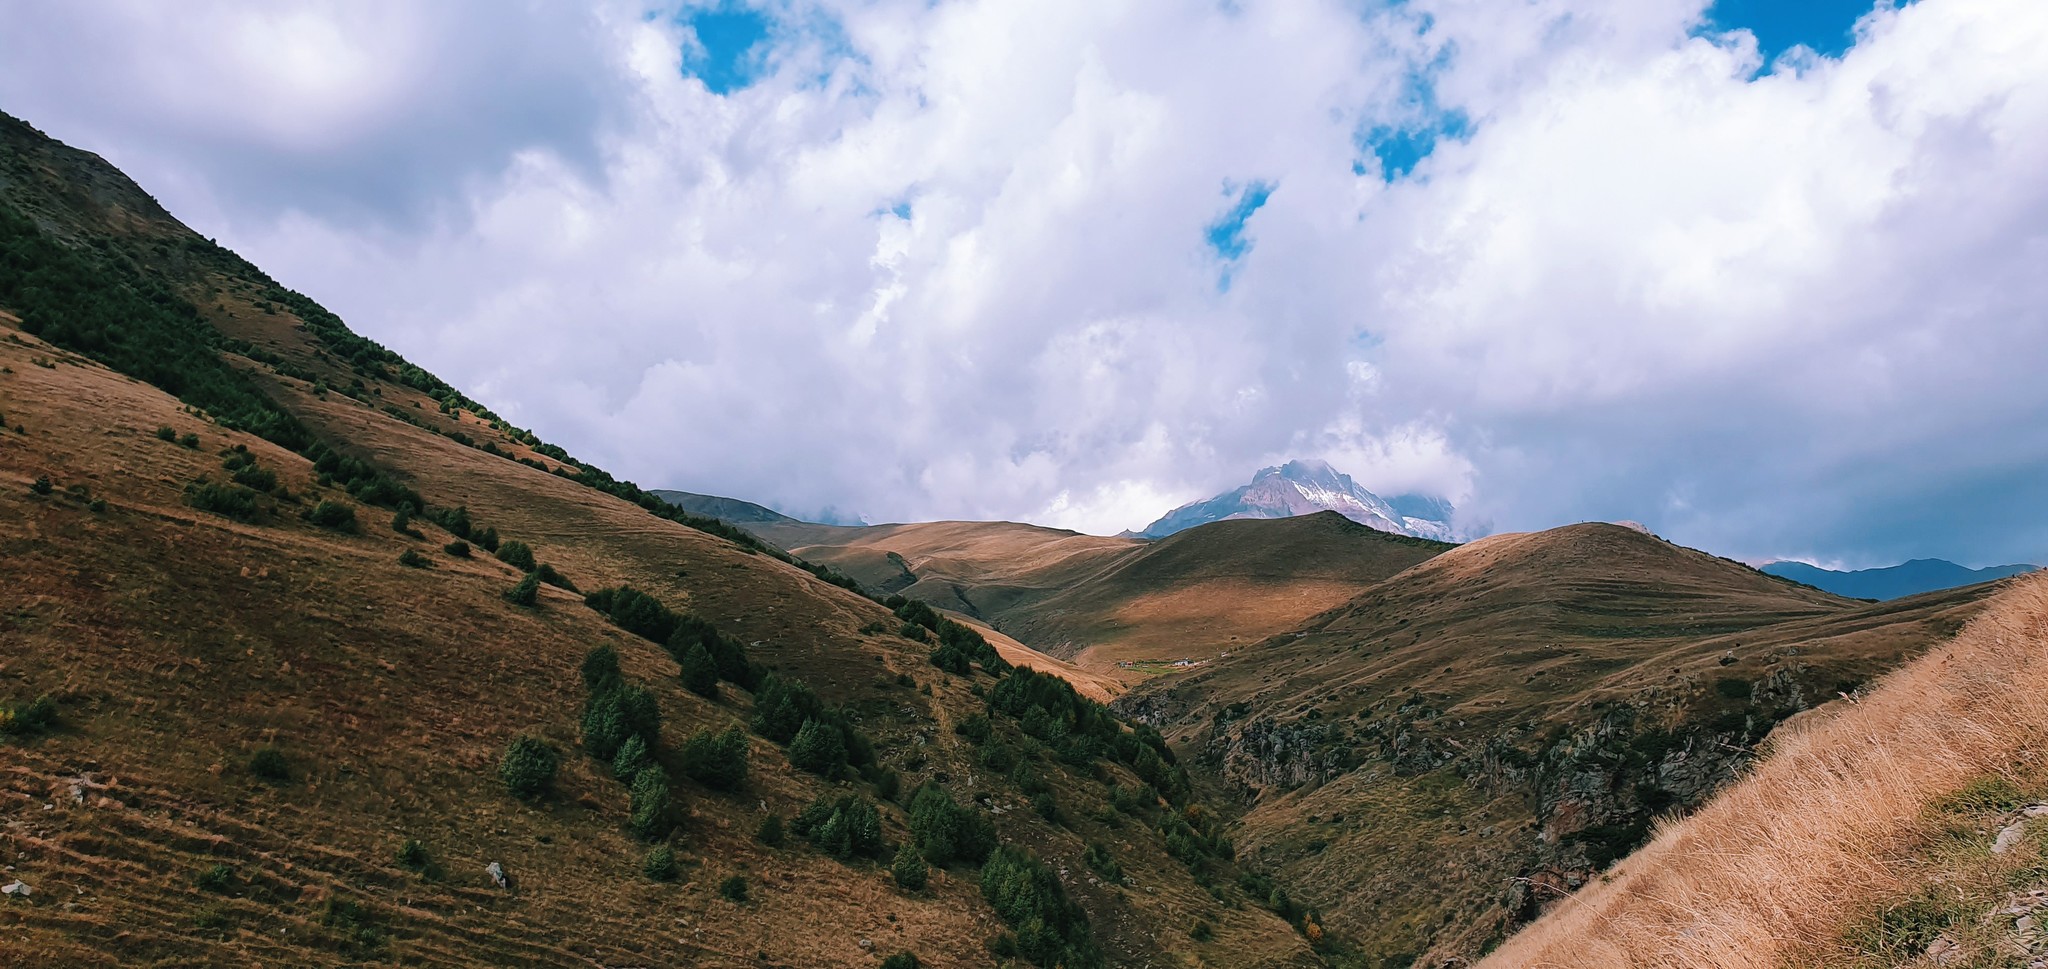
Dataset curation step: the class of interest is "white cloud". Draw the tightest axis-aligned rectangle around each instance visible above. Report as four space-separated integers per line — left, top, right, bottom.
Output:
2 0 2045 565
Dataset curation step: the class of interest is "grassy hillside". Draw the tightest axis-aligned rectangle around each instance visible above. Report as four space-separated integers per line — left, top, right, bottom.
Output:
1477 572 2048 969
1115 523 1999 965
761 512 1452 684
0 111 1317 968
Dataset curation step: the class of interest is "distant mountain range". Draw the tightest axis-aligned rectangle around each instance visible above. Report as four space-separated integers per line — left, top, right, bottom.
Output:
648 489 796 525
1762 558 2039 600
1133 459 1458 541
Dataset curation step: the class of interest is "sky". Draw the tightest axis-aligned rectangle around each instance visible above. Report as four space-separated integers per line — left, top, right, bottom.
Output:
1 0 2045 569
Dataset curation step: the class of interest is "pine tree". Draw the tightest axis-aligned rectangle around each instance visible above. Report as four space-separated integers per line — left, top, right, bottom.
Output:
680 642 719 698
629 766 673 841
892 844 929 890
787 718 848 776
611 734 651 781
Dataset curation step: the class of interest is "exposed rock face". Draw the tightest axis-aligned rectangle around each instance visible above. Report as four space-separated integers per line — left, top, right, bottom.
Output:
1202 712 1353 800
1163 662 1827 938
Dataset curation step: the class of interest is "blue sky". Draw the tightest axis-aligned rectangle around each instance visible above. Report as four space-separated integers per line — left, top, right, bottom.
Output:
1 0 2043 568
681 3 772 95
1710 0 1888 60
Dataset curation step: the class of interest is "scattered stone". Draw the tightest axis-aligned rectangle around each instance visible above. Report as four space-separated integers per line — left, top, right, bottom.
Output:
858 939 875 952
1926 933 1960 966
486 861 508 890
1992 805 2048 854
1718 651 1737 666
2 880 29 898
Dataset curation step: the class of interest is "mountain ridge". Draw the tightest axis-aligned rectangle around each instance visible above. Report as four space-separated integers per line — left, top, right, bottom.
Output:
1763 557 2038 601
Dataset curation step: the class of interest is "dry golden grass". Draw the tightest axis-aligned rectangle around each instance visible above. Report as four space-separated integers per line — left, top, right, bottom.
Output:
770 512 1450 685
1479 572 2048 969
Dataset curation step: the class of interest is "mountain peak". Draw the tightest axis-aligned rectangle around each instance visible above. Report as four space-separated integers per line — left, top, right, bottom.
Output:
1138 459 1457 541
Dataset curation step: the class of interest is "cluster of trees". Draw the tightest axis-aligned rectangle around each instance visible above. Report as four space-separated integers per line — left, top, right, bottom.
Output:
578 645 674 840
585 587 759 693
905 782 996 867
884 596 1010 676
791 793 887 861
981 845 1103 969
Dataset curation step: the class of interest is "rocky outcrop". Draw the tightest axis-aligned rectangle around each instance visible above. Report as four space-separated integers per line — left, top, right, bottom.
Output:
1202 714 1353 799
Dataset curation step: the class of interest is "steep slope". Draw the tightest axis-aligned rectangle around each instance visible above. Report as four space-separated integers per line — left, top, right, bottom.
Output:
1765 557 2039 600
761 512 1453 683
0 111 1317 968
1477 572 2048 969
1136 459 1457 541
648 488 799 526
1116 523 2000 965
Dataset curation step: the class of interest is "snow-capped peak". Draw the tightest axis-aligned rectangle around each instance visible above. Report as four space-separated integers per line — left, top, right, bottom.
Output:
1135 460 1459 541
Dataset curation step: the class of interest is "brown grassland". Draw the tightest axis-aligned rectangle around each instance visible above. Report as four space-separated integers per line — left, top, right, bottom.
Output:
0 111 1319 968
1478 571 2048 969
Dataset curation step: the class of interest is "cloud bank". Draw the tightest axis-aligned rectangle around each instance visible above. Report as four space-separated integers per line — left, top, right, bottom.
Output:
2 0 2045 567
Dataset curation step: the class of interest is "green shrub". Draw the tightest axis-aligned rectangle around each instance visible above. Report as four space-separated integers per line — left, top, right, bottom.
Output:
586 585 679 643
196 863 234 893
499 736 558 799
718 874 749 903
391 506 417 535
956 713 992 745
88 498 106 513
580 644 623 694
229 462 276 493
156 425 177 442
628 766 674 840
185 480 260 521
643 844 679 882
1083 843 1123 883
442 540 470 557
680 642 720 698
248 746 291 782
787 718 849 776
306 499 356 531
503 572 541 606
474 526 500 552
398 549 431 569
1032 791 1059 824
0 695 58 736
879 953 922 969
793 794 886 861
1190 921 1214 942
899 622 928 642
907 782 996 867
495 539 536 572
534 563 577 591
891 844 929 890
680 727 750 791
179 432 200 449
611 734 652 781
396 839 431 872
755 814 786 847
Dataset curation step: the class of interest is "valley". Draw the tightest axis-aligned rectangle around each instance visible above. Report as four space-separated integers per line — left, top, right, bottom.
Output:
1 104 2042 969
